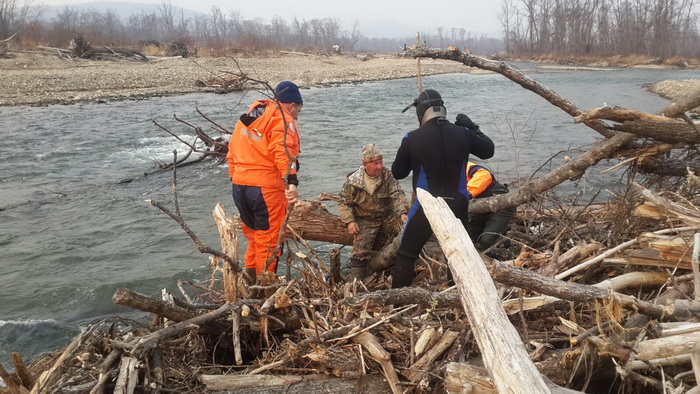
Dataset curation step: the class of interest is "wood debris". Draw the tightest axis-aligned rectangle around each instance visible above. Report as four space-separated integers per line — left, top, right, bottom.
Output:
3 49 700 393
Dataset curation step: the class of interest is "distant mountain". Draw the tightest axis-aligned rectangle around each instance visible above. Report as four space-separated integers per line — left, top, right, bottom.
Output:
38 1 204 20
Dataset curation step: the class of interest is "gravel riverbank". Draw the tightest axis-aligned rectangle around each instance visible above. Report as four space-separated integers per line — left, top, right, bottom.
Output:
0 51 472 106
1 50 697 108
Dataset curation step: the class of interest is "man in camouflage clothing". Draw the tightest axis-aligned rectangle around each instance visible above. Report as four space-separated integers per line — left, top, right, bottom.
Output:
339 144 409 280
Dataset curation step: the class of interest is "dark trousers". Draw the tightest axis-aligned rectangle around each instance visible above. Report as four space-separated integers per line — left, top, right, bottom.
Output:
466 207 516 250
391 195 469 288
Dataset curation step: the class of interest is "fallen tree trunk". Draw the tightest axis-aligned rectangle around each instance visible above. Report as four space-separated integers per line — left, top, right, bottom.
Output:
288 199 352 245
112 287 197 322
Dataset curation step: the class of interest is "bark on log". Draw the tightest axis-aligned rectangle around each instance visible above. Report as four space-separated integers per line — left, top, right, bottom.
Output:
637 156 700 176
658 85 700 118
352 332 402 394
90 348 123 394
636 332 700 361
289 199 352 245
128 302 238 355
468 132 635 215
31 331 88 394
633 182 700 227
444 363 496 394
212 202 240 302
10 352 32 389
403 330 460 383
416 188 552 393
403 47 613 138
112 287 197 322
114 357 138 394
0 361 20 393
199 374 391 393
614 119 700 144
574 106 677 124
445 363 584 394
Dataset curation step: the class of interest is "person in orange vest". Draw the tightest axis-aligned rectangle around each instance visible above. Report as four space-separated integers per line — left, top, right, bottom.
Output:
226 81 303 283
465 161 515 250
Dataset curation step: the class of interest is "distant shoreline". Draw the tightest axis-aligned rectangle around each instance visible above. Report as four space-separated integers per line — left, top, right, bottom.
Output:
0 51 471 107
0 50 697 107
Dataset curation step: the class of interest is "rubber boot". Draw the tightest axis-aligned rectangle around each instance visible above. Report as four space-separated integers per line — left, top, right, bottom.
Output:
346 258 369 281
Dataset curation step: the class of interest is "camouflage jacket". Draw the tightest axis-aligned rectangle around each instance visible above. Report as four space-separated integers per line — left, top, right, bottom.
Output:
338 166 408 224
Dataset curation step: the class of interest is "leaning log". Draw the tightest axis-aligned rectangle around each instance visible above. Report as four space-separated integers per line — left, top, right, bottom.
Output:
416 188 552 393
112 287 197 322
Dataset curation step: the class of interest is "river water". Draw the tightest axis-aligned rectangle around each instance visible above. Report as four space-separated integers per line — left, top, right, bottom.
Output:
0 64 697 370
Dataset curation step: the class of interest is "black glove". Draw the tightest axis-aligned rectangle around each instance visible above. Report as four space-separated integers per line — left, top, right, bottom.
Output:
455 113 479 130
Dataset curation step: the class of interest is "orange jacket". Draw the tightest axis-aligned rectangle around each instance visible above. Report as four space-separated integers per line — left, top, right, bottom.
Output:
227 100 300 190
466 162 493 198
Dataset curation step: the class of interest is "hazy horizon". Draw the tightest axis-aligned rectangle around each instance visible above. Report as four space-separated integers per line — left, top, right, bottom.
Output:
35 0 504 39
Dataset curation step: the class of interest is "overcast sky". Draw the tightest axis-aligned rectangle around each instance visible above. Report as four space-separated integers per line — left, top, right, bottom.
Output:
37 0 504 37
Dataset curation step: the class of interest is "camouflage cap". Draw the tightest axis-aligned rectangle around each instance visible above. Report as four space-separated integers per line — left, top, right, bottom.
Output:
361 144 383 163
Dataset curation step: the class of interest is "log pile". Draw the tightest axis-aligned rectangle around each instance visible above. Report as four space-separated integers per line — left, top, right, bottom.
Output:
5 181 700 393
2 49 699 393
68 35 148 61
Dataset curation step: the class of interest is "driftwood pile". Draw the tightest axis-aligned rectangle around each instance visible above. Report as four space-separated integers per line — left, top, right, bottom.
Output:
67 35 147 61
2 48 700 393
6 180 700 393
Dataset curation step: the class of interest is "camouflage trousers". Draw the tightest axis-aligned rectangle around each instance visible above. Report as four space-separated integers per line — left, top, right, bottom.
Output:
351 215 403 262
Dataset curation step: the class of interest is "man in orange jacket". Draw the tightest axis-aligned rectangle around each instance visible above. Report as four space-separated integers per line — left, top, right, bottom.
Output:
465 161 515 250
226 81 303 283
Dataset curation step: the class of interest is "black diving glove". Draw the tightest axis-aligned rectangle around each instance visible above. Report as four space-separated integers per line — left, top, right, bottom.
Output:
455 113 479 131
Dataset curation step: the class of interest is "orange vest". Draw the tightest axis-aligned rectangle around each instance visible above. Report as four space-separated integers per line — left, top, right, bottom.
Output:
227 100 300 190
466 162 493 198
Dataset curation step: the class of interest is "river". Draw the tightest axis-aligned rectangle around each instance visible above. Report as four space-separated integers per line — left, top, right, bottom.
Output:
0 64 697 370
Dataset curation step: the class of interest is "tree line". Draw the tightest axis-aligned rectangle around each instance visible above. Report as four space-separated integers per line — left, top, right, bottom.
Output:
0 0 502 54
498 0 700 58
1 0 698 58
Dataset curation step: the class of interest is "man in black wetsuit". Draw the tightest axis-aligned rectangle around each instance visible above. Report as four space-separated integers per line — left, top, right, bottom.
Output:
391 89 495 288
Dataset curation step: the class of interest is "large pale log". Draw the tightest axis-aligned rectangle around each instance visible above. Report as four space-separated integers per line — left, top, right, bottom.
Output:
416 188 552 393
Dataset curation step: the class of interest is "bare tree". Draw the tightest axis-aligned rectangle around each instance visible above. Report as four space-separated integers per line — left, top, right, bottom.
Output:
270 15 288 47
291 17 309 49
498 0 518 53
210 5 227 45
157 0 176 40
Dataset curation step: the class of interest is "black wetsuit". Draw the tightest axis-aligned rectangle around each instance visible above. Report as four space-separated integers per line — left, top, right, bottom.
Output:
391 116 495 288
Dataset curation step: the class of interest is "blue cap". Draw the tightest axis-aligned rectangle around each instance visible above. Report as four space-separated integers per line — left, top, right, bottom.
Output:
274 81 303 104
